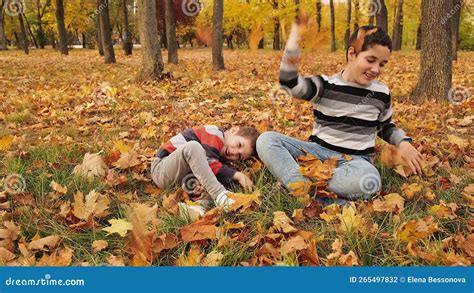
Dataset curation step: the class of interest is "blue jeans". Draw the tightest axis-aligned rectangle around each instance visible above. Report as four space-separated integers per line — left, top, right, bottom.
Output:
256 131 381 206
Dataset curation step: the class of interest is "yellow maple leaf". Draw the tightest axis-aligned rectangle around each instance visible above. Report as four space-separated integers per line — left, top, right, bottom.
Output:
140 127 157 139
428 201 458 219
395 216 439 242
227 191 261 213
273 211 297 233
401 183 423 200
338 204 363 233
102 218 133 237
0 136 14 151
114 141 132 154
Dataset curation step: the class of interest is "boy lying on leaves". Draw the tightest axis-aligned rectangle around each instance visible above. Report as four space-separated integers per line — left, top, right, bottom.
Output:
151 125 260 220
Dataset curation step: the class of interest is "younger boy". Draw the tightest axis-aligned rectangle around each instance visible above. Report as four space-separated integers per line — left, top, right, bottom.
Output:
151 125 260 219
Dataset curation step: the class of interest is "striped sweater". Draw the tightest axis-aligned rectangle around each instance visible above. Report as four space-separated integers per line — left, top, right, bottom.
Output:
279 48 410 156
157 125 236 184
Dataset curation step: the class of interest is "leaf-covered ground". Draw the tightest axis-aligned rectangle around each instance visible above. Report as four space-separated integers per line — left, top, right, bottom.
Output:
0 48 472 266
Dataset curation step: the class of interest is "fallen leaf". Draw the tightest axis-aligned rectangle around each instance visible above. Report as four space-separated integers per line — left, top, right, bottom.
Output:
27 235 61 251
103 219 134 237
72 190 110 220
227 191 261 212
73 152 107 179
92 240 108 252
372 193 405 213
273 211 297 234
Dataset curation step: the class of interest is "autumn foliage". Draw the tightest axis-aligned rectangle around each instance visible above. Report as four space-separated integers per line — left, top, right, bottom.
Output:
0 48 472 266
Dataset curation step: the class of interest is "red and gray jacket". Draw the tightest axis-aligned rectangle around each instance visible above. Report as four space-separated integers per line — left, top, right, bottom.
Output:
156 125 236 184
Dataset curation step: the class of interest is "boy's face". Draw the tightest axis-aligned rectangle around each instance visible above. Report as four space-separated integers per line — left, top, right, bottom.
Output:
221 127 253 161
347 44 391 86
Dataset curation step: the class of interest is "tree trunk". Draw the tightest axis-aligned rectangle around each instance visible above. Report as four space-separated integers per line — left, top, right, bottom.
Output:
330 0 336 52
82 33 86 48
212 0 224 71
36 0 47 49
415 24 421 50
96 1 104 55
344 0 351 48
273 0 280 50
368 0 375 26
451 0 461 61
19 13 29 54
354 0 360 31
0 0 8 50
316 0 322 32
99 0 116 63
376 0 388 32
412 0 452 102
122 0 133 55
392 0 403 51
55 0 68 55
165 0 178 63
136 0 164 81
24 14 39 49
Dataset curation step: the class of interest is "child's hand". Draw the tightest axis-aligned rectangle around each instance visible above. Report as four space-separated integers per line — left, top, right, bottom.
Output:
398 141 423 175
233 172 254 192
295 10 311 29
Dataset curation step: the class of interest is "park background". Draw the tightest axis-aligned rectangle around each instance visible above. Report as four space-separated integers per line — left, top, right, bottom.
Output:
0 0 472 267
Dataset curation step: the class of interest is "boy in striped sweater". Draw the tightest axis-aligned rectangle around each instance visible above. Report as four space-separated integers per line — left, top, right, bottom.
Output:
257 16 422 206
151 125 260 219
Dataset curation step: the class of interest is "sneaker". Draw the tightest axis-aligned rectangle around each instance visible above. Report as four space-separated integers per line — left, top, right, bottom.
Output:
178 202 206 221
214 191 235 211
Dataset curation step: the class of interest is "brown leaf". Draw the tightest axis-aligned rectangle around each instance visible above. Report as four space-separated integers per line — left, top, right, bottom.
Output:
27 235 61 251
281 235 308 256
152 233 178 255
303 200 323 219
36 247 73 266
92 240 108 252
372 193 405 213
125 203 159 262
73 152 107 179
273 211 297 234
72 190 110 220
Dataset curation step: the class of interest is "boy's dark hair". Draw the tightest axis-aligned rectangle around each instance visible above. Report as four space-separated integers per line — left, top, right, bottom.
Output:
236 127 260 157
345 25 392 62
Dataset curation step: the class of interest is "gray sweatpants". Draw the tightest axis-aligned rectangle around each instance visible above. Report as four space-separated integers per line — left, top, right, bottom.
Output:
150 141 227 200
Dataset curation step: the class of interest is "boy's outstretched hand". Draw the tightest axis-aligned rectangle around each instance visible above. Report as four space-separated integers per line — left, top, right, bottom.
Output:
233 171 254 192
398 141 423 175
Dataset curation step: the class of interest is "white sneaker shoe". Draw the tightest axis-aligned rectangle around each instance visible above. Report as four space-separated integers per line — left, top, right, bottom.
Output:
178 202 206 221
215 191 235 211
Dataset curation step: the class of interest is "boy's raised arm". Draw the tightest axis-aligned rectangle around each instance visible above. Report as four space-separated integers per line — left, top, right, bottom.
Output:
279 21 324 103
